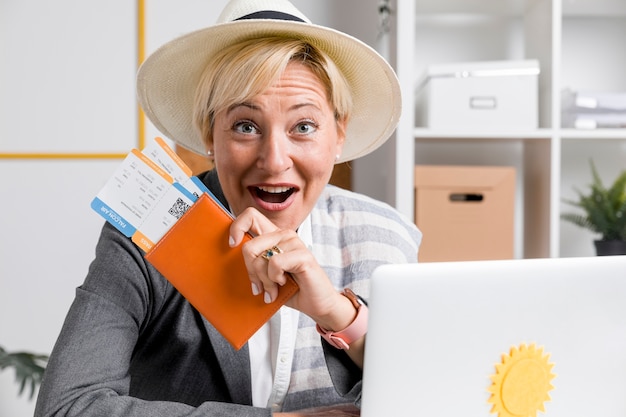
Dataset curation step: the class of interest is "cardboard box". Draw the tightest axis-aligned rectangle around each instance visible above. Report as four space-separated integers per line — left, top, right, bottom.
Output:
415 165 515 262
416 60 539 130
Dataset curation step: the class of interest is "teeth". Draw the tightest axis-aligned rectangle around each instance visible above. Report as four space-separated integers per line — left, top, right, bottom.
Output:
258 185 291 194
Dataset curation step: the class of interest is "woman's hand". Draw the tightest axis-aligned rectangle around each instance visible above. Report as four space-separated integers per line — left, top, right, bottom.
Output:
229 207 365 366
229 207 337 315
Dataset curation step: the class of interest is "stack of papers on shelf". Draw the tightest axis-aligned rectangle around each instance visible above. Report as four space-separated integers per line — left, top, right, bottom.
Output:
91 137 299 350
561 88 626 129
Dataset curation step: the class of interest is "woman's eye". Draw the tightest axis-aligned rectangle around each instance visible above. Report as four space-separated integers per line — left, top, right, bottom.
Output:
233 121 258 134
294 121 316 134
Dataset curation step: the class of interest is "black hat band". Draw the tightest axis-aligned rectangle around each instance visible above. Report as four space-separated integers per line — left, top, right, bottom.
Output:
235 10 305 23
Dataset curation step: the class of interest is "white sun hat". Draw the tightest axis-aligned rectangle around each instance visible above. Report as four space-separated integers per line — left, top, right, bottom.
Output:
136 0 401 163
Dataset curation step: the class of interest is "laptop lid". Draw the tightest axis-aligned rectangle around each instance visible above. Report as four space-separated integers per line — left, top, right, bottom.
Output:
361 256 626 417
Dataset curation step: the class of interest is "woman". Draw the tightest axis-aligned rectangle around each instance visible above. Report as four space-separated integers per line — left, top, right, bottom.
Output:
35 0 421 416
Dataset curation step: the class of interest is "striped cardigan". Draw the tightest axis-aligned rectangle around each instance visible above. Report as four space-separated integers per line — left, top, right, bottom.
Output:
282 184 422 410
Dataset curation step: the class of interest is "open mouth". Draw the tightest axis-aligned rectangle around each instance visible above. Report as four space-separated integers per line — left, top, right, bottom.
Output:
254 185 295 204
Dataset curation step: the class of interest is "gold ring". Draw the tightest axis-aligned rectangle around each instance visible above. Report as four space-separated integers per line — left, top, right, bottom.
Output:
261 245 283 261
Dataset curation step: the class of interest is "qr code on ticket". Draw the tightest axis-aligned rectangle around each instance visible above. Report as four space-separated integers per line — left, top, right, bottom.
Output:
168 198 191 220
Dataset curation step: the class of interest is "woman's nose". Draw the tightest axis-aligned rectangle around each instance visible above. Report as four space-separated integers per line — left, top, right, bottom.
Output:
257 130 292 173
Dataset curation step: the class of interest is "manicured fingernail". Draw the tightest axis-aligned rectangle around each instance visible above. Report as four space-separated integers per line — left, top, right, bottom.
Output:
264 291 273 304
251 283 260 296
229 236 236 247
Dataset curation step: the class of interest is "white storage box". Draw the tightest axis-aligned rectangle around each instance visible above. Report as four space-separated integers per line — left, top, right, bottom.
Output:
416 60 539 130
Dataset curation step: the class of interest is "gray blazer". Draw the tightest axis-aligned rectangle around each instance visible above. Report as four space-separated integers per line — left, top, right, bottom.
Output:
34 172 361 417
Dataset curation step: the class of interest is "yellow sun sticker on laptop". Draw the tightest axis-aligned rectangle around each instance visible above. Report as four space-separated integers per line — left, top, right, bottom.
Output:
488 343 556 417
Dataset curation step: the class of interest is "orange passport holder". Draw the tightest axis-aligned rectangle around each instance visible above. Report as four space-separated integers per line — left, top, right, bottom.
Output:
145 192 299 350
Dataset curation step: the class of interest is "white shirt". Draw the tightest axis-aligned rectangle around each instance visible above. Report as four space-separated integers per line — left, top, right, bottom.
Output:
248 214 313 410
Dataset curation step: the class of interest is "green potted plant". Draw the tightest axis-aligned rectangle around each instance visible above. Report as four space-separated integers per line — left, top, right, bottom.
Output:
0 345 48 400
561 160 626 256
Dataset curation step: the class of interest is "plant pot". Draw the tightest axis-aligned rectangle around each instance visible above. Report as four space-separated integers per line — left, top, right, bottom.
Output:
594 240 626 256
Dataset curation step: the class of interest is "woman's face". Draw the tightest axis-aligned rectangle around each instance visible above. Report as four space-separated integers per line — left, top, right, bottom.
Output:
210 62 346 231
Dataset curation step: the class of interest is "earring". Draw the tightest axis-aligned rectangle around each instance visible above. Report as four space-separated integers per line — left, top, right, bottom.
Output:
335 154 341 161
207 150 213 157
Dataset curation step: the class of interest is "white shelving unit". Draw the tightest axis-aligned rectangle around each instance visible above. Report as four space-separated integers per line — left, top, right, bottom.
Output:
388 0 626 259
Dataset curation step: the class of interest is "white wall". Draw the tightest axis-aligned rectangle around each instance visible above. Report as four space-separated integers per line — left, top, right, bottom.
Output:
0 1 380 416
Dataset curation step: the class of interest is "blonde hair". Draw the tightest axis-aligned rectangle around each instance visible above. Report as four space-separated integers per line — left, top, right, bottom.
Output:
193 37 353 145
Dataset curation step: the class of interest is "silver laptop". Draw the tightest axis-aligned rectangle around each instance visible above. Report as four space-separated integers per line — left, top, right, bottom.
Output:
361 256 626 417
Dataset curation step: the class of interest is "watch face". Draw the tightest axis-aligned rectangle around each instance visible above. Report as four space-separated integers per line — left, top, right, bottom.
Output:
343 288 363 308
